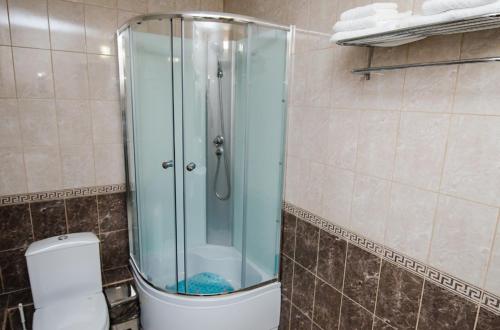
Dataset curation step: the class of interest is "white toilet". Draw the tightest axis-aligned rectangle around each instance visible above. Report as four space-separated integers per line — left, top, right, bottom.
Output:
25 233 110 330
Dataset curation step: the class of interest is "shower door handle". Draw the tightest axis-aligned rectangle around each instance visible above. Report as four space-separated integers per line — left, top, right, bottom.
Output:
162 160 173 169
186 162 196 172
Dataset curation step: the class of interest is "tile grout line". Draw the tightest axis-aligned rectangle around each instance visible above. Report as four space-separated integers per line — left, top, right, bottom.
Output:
414 277 427 330
337 240 349 330
309 227 321 328
287 214 299 330
371 256 384 330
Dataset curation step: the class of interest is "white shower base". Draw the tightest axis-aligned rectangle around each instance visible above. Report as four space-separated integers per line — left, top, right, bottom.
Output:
132 244 281 330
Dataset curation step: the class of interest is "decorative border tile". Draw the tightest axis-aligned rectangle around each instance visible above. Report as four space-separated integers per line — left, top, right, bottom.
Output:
0 184 127 206
283 201 500 315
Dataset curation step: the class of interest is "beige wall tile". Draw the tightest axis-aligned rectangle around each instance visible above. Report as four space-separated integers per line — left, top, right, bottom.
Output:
297 109 330 163
407 35 462 63
94 143 125 185
393 112 449 191
284 155 304 205
24 146 62 192
175 0 200 10
88 54 119 100
351 174 391 243
485 221 500 296
8 0 50 48
308 0 338 33
360 71 405 111
61 144 95 188
285 107 303 158
331 46 367 110
0 147 27 195
53 51 89 99
0 46 16 98
287 0 309 29
454 63 500 116
0 98 22 148
118 0 147 12
356 111 399 179
289 52 308 107
85 5 117 55
461 29 500 59
56 100 92 146
91 100 122 144
85 0 117 8
13 47 54 98
385 183 437 262
441 115 500 207
48 0 86 52
429 195 498 286
321 166 354 228
118 10 140 26
18 99 59 147
147 0 175 12
326 109 360 170
0 0 10 45
200 0 223 11
403 66 457 113
306 48 334 108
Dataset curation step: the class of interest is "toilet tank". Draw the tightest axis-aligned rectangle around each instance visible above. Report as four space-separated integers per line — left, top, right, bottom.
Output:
26 233 103 309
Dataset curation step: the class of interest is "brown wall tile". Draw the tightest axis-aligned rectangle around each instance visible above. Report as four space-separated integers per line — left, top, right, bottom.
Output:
281 255 294 300
279 297 291 330
294 220 319 272
313 279 342 330
0 205 33 251
344 244 381 312
317 230 346 291
30 200 67 240
66 196 98 234
290 305 312 330
292 262 316 318
339 297 374 330
98 193 127 232
476 307 500 330
100 229 129 270
0 248 29 292
418 281 478 330
373 317 397 329
375 261 423 330
281 211 297 258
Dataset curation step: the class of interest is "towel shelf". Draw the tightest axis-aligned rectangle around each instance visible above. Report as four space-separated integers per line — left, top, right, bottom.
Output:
336 12 500 46
338 12 500 79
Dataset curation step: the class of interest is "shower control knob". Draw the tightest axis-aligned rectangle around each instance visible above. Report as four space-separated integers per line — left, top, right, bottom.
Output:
186 162 196 172
162 160 173 169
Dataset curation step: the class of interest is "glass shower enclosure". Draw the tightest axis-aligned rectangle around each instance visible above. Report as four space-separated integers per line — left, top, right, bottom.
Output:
118 13 289 297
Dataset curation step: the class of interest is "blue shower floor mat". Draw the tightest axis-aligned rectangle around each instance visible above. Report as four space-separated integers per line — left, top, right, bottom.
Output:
168 272 234 295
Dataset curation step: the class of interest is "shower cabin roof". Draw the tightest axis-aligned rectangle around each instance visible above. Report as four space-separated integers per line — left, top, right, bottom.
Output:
118 11 292 33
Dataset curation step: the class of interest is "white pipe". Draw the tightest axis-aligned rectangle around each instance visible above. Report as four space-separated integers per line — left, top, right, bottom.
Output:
17 303 27 330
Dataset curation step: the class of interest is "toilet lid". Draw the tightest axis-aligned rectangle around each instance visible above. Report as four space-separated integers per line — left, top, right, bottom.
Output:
33 293 109 330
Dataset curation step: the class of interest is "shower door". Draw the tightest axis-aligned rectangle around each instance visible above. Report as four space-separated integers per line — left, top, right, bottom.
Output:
119 15 289 296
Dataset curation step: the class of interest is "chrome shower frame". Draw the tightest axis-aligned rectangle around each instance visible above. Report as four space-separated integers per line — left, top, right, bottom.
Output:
117 11 294 298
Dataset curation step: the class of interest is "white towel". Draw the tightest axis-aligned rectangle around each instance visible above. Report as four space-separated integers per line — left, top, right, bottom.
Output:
340 2 398 21
333 11 409 32
422 0 496 15
408 0 500 26
331 26 426 46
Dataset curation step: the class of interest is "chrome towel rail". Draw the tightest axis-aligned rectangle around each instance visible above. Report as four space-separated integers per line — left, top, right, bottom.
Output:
353 56 500 76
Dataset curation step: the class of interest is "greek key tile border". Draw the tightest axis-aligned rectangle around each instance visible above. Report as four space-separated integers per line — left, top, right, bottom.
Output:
283 201 500 315
0 184 127 206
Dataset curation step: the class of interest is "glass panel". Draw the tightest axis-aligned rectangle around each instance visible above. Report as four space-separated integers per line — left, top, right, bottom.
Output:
180 19 247 294
239 24 288 287
118 28 141 267
129 21 178 291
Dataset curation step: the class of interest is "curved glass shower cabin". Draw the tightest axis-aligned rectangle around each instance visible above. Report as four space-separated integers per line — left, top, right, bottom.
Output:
118 13 289 299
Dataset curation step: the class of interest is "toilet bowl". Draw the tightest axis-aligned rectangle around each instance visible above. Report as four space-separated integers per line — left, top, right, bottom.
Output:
25 233 109 330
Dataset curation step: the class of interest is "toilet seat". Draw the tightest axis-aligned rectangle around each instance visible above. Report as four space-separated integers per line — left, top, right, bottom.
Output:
33 292 109 330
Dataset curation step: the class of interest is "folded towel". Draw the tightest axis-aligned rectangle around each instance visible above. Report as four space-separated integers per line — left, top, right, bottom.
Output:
333 11 410 32
408 0 500 26
340 2 398 21
422 0 496 15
